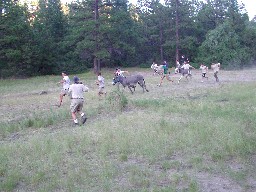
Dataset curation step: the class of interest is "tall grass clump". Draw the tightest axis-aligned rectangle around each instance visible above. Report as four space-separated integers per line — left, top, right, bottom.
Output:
106 90 128 111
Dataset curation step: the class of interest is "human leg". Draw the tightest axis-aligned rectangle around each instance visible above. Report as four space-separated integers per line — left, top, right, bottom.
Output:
214 72 219 82
167 72 174 82
59 89 68 107
158 75 165 86
70 99 79 125
201 73 205 82
76 100 87 124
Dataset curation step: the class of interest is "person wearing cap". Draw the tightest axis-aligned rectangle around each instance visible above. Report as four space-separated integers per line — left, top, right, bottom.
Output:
68 76 89 125
58 72 70 107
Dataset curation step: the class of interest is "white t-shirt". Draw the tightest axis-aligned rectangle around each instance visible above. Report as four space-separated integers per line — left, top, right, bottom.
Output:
63 75 70 90
68 83 89 99
212 63 220 73
181 64 192 70
116 70 125 77
200 66 208 73
98 75 105 88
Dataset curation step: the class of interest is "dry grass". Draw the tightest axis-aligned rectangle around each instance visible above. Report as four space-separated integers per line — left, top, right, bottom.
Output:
0 67 256 191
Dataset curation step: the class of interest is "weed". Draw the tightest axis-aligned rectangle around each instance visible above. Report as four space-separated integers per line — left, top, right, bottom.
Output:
107 90 128 111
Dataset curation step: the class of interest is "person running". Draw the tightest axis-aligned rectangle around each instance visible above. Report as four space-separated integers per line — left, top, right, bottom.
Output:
211 63 221 82
158 62 173 86
199 64 208 82
162 60 169 68
58 72 70 107
175 60 181 74
96 72 107 98
68 76 89 126
181 61 195 75
115 67 129 77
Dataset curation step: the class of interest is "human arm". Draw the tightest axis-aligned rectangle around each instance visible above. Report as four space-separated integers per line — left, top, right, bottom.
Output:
83 85 89 92
189 65 195 69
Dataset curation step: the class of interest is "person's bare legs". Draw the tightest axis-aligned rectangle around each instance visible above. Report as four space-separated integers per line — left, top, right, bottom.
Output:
167 74 174 82
71 112 78 124
59 93 65 107
158 76 165 86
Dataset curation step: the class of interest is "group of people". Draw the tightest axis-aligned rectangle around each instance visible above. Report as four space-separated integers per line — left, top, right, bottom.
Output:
58 60 220 126
58 71 107 126
156 55 221 85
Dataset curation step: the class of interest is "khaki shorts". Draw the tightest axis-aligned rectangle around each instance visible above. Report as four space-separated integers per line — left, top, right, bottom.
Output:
61 88 69 95
70 99 84 113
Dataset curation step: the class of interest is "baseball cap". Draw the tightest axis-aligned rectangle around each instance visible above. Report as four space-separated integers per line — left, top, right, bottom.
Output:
73 76 79 83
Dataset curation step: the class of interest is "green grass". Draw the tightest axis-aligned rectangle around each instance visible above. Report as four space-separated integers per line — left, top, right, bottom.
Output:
0 68 256 191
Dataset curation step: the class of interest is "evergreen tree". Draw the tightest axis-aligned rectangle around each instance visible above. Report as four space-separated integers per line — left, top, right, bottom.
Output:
0 1 34 78
198 20 249 68
32 0 67 75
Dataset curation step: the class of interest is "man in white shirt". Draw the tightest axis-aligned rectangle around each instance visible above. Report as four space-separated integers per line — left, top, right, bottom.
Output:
199 64 208 82
175 60 181 74
181 61 195 75
68 76 89 125
96 72 106 98
115 68 129 77
211 63 221 82
58 72 70 107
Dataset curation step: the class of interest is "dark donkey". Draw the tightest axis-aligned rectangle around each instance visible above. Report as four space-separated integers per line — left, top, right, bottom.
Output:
112 74 149 94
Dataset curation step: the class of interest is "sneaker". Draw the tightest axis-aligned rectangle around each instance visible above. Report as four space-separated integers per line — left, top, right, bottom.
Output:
73 122 79 127
81 115 87 124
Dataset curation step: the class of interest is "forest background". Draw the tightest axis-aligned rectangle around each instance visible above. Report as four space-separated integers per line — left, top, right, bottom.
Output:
1 0 256 78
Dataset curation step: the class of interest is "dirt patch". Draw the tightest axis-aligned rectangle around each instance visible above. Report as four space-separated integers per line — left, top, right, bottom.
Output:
196 171 243 192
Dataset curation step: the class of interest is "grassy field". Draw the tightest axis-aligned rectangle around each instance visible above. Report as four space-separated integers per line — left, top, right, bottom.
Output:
0 67 256 191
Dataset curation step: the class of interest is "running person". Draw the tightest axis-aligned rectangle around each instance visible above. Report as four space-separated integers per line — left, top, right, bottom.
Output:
96 72 107 98
58 72 70 107
211 63 221 82
158 63 173 86
68 76 89 125
199 64 208 82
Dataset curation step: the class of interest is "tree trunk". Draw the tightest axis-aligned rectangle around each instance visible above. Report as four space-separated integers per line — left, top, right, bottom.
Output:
93 58 100 74
159 24 164 62
175 0 180 62
94 0 100 74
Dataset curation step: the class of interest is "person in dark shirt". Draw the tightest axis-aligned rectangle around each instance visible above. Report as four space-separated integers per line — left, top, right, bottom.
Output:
158 62 173 86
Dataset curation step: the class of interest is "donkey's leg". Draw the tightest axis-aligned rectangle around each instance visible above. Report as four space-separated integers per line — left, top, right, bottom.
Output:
138 81 145 93
128 85 134 94
142 80 149 92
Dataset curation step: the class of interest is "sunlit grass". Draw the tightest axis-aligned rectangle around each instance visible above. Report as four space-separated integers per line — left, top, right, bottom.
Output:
0 68 256 191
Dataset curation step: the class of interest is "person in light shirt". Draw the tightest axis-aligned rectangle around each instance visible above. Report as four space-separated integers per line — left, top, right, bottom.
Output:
175 60 181 74
114 67 129 77
96 72 107 98
68 76 89 125
58 72 70 107
211 63 221 82
181 61 195 75
199 64 208 82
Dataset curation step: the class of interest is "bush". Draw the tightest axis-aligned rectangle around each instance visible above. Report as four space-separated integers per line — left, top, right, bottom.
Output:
107 90 128 111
